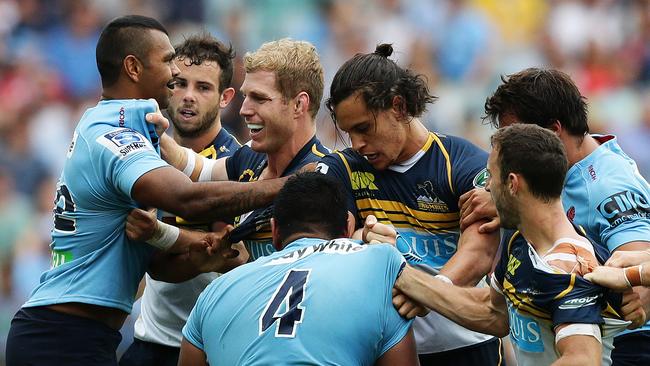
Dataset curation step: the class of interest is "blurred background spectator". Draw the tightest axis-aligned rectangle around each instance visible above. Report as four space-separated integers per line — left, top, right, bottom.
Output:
1 0 649 362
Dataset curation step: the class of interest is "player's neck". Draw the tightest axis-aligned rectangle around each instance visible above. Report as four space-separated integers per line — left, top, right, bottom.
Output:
264 124 315 179
398 118 430 162
101 82 144 101
280 232 331 249
563 133 600 167
174 120 222 153
518 199 579 254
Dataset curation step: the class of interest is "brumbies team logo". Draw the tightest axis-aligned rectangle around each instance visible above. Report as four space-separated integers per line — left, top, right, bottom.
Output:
416 181 448 212
473 168 489 188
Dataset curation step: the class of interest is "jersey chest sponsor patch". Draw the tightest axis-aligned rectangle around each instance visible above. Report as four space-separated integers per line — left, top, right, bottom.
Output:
508 304 544 353
97 128 154 159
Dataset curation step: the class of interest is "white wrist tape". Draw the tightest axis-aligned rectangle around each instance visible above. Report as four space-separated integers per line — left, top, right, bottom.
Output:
555 323 601 344
435 274 454 285
146 220 180 250
198 158 216 182
181 147 196 177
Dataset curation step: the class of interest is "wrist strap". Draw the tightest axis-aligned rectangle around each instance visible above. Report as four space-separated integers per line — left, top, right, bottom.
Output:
198 158 216 182
146 220 180 250
435 274 454 285
625 265 643 287
181 148 196 177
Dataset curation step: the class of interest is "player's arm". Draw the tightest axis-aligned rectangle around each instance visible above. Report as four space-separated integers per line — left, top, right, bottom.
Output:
132 165 286 222
375 328 419 366
394 265 509 336
552 324 601 366
178 338 208 366
439 220 500 286
459 188 500 233
154 115 230 181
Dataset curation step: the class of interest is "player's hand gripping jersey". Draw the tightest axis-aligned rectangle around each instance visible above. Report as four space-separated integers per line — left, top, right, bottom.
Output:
225 136 328 260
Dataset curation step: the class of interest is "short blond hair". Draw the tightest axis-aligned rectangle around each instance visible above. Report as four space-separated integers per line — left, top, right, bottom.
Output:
244 38 324 118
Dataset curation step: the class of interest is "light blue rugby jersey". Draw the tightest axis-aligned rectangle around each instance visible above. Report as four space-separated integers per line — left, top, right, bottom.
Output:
23 99 168 313
562 134 650 335
183 238 412 366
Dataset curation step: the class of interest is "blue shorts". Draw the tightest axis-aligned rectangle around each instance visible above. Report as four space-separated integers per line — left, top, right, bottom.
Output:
6 306 122 366
612 331 650 366
418 338 504 366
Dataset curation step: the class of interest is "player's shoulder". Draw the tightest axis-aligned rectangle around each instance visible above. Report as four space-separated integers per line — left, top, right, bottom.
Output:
321 148 366 167
309 138 330 159
434 132 485 153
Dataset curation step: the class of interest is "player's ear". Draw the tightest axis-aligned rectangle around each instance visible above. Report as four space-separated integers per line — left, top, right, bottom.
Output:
220 87 236 108
344 211 356 238
548 120 562 136
293 92 310 117
124 55 143 83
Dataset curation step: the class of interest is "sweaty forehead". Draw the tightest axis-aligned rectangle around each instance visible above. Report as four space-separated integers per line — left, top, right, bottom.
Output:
334 93 370 129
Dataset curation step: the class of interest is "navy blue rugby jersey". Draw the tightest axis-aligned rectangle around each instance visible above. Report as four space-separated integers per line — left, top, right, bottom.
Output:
317 132 488 269
225 136 329 260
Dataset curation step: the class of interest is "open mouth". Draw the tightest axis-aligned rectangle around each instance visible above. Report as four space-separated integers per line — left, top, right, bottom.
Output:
179 108 197 118
247 123 264 134
363 153 379 163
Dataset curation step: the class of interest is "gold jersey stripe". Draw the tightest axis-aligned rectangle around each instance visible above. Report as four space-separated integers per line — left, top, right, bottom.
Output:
356 198 459 222
430 133 454 195
311 143 326 158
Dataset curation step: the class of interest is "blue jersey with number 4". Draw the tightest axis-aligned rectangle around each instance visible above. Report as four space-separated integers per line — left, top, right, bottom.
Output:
183 238 411 365
23 99 168 313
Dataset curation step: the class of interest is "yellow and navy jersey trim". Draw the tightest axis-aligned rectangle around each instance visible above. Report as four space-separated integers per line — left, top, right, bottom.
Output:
320 132 487 229
494 229 624 327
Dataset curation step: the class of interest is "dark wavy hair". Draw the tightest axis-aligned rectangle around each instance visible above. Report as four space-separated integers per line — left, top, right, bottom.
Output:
174 33 235 93
484 68 589 137
326 43 437 123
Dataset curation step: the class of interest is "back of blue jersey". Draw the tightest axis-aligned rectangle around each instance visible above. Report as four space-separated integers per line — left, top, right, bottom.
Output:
183 238 411 365
24 99 168 313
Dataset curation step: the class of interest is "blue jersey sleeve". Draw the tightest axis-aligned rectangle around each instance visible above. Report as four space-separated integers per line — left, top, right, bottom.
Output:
92 126 168 198
182 287 208 350
591 177 650 251
445 135 489 198
377 245 413 356
316 152 358 220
